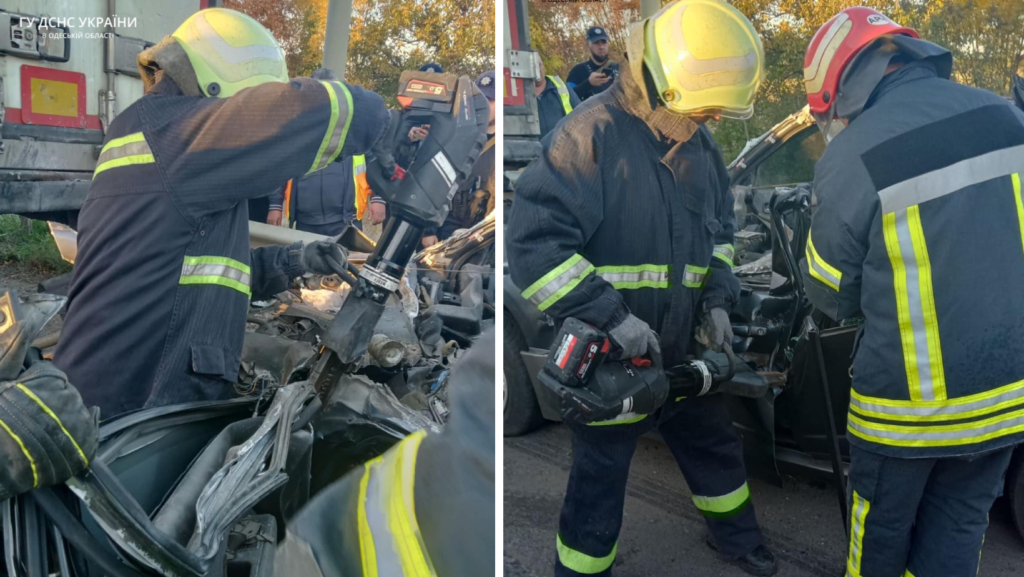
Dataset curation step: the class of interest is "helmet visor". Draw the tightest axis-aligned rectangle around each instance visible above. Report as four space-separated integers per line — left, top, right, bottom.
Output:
812 107 845 143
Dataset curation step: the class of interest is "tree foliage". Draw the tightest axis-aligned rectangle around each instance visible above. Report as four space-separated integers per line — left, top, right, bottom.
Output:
223 0 324 77
225 0 495 107
348 0 495 106
529 0 1024 160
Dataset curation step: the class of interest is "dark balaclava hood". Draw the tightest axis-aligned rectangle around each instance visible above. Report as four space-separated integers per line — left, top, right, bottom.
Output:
617 22 698 144
137 36 203 97
837 34 952 123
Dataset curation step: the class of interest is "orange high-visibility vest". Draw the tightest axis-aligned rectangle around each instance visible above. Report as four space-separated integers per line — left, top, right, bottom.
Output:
352 155 372 219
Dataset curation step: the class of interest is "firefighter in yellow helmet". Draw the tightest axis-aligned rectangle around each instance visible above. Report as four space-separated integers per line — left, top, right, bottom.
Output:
507 1 774 575
55 9 389 418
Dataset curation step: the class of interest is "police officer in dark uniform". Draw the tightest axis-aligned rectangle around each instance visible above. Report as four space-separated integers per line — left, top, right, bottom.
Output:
508 2 775 575
54 8 388 419
566 26 619 101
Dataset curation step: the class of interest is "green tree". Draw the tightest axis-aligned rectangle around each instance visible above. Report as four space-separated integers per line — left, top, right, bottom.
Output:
528 0 1024 161
347 0 495 106
226 0 495 106
223 0 324 77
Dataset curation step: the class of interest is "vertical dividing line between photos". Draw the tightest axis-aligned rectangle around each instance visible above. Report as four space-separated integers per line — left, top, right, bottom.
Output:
493 0 505 573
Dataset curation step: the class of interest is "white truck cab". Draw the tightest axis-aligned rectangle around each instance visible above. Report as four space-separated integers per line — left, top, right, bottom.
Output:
0 1 208 219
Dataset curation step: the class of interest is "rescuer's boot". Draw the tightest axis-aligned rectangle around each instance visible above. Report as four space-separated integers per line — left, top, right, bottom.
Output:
706 536 778 577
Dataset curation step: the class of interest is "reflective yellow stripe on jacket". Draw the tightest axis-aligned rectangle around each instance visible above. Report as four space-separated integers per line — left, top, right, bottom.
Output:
547 75 574 115
522 254 595 311
308 81 355 174
356 430 436 577
179 255 252 297
94 132 155 178
806 231 842 291
849 154 1024 448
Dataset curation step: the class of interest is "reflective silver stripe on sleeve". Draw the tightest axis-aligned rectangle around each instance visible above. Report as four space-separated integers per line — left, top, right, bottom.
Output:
682 265 708 288
521 254 596 311
713 244 735 266
879 144 1024 214
312 81 354 172
595 266 669 288
180 263 251 286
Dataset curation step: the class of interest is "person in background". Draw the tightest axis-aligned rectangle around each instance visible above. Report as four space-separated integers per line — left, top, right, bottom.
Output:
265 70 385 234
421 71 496 247
566 26 619 101
536 60 580 138
392 62 447 170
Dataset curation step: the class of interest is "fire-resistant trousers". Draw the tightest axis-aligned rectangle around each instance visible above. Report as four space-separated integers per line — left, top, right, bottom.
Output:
845 444 1014 577
555 394 764 576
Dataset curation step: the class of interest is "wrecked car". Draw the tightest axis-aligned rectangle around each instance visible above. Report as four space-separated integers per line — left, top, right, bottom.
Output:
502 105 1024 542
1 71 494 576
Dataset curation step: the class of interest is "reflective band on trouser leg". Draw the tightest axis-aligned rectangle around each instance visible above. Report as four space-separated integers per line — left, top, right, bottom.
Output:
547 76 574 115
587 414 648 427
556 534 617 574
358 430 435 577
847 491 869 577
682 264 709 288
595 264 669 290
848 378 1024 423
93 132 155 178
691 482 751 519
179 256 252 297
882 206 946 402
713 244 735 267
308 81 354 173
1013 173 1024 258
521 254 595 311
16 384 89 466
806 233 842 291
0 417 37 488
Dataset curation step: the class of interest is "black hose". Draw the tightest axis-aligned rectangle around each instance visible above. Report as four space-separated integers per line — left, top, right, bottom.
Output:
336 267 360 289
30 488 146 577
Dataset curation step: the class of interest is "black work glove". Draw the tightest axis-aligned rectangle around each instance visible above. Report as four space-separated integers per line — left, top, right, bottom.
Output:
695 307 734 353
607 313 661 360
300 241 349 277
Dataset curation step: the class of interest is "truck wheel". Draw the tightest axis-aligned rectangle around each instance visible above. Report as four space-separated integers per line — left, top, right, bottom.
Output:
504 316 544 437
1008 448 1024 543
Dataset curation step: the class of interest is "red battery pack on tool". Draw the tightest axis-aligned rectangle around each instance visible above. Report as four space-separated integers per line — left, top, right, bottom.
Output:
544 318 610 389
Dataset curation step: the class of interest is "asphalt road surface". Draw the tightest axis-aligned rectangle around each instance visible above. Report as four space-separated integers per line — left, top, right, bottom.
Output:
504 424 1024 577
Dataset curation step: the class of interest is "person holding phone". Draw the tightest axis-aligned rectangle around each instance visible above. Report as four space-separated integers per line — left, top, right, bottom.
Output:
566 26 620 101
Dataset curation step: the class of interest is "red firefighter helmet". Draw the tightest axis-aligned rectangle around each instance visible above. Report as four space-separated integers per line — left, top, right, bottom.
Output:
804 7 918 137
